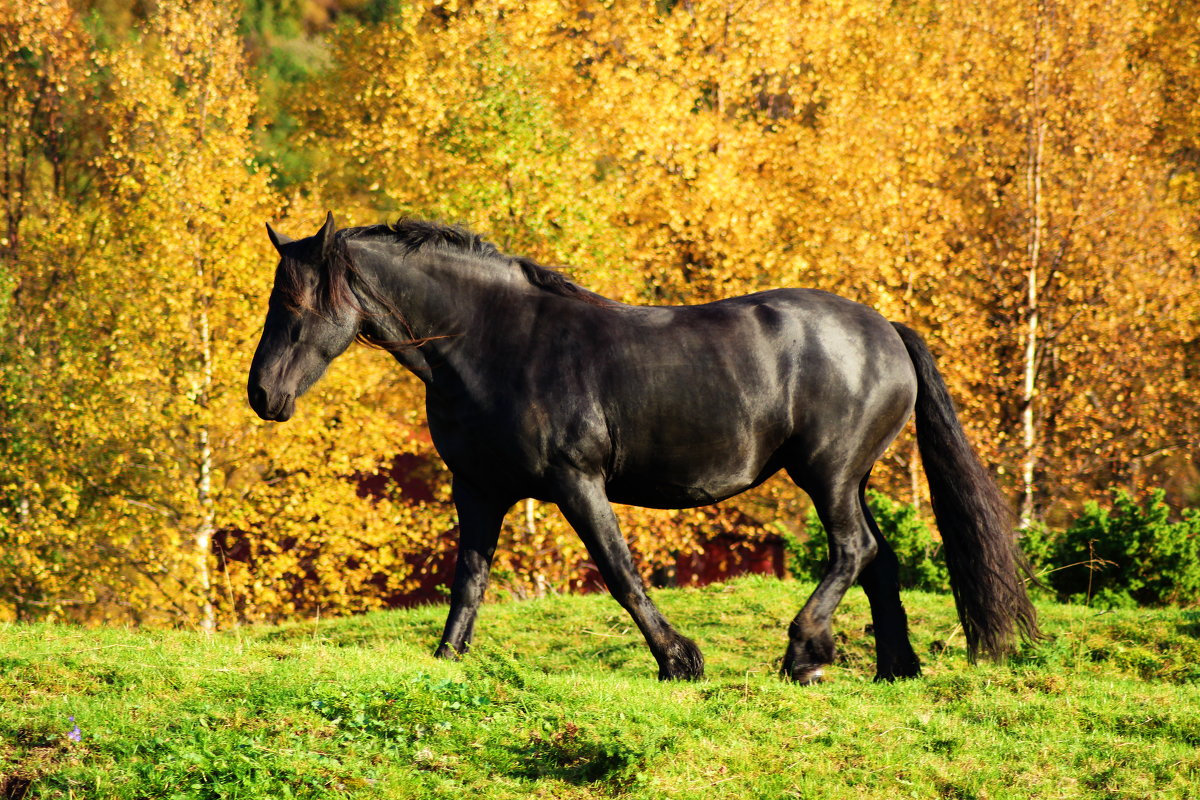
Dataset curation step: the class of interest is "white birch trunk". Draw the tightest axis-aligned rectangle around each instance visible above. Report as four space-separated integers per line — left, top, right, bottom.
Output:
194 256 216 633
1020 4 1048 529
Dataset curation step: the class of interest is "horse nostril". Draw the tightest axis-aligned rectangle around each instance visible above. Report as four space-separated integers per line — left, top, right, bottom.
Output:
248 383 268 412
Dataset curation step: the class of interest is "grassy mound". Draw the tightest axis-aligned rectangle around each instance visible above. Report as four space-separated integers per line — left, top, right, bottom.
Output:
3 576 1199 798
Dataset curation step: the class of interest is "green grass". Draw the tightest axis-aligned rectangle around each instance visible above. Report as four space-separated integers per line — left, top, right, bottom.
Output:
3 575 1199 799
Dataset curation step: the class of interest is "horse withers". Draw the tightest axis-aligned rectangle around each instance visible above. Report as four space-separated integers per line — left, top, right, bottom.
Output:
247 212 1038 682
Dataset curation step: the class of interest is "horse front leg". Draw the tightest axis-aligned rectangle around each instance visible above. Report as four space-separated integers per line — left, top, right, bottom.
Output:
553 474 704 681
434 477 511 660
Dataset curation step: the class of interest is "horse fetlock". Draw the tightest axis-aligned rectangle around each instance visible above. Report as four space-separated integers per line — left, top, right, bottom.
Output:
656 634 705 681
874 646 922 682
434 641 467 661
782 626 835 684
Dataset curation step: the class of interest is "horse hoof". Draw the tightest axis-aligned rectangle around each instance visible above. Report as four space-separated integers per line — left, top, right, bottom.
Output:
434 642 464 661
874 661 921 682
657 636 705 681
782 629 835 684
785 665 824 685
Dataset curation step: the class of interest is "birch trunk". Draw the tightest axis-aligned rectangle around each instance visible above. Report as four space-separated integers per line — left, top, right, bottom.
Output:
1019 2 1048 529
194 255 216 633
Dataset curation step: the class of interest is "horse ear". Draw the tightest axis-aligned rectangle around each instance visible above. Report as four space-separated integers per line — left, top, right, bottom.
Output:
266 222 294 253
316 211 336 257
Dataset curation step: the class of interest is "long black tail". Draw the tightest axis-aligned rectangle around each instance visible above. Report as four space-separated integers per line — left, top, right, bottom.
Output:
892 322 1040 661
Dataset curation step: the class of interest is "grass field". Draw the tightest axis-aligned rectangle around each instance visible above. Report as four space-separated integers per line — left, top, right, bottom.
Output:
3 575 1199 799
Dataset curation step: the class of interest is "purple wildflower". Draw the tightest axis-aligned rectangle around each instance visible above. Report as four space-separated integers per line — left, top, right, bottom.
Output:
67 716 82 743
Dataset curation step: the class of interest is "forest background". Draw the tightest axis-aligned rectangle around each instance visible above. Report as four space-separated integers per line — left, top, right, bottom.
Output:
2 0 1199 629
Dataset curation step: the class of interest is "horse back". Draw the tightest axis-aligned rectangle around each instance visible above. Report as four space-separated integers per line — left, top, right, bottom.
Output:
521 288 917 506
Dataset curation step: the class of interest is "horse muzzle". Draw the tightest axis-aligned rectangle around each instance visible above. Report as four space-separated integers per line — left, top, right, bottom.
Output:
248 381 295 422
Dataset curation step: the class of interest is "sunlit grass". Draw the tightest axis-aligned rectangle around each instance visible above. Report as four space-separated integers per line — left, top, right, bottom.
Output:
3 576 1199 798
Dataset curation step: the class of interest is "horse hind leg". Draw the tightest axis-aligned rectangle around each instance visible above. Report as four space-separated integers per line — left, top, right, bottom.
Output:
856 479 921 680
781 473 877 683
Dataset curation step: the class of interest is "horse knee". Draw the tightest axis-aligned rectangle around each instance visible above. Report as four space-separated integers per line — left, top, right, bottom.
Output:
825 529 877 584
854 534 879 572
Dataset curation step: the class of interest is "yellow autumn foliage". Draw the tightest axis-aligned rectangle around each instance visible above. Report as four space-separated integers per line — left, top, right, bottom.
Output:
1 0 1197 624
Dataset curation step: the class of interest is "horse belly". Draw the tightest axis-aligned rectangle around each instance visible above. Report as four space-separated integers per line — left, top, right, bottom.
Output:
605 466 780 509
603 403 789 509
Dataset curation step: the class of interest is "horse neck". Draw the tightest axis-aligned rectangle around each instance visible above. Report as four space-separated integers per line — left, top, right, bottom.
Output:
350 241 533 371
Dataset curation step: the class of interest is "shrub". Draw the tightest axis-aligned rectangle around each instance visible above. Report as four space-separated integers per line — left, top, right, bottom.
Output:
1048 489 1200 608
780 491 950 593
1017 521 1057 579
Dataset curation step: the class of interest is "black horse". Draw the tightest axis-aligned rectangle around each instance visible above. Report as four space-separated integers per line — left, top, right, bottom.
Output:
248 213 1038 682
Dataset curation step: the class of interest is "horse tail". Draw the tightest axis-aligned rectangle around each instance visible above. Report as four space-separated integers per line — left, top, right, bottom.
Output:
891 322 1040 661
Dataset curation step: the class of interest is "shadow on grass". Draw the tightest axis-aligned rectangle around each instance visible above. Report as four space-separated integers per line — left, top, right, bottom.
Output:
511 720 664 792
1176 610 1200 639
2 775 33 800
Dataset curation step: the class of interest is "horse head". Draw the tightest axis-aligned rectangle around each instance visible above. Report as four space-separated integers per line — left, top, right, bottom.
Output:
247 212 361 421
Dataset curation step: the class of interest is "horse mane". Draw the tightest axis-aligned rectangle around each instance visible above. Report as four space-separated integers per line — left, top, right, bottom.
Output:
271 219 616 352
349 219 616 308
382 218 503 259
